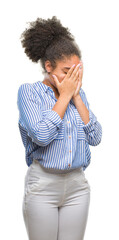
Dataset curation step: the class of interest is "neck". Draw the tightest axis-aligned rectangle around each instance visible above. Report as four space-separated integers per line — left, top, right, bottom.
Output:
43 73 59 94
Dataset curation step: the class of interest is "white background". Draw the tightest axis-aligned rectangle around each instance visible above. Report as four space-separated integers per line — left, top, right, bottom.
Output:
0 0 119 239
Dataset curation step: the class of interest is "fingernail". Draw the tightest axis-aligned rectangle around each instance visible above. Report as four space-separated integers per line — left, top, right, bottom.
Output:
77 63 81 67
52 75 55 78
72 64 75 67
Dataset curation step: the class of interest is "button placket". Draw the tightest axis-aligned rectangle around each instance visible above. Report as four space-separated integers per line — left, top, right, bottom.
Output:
66 119 72 169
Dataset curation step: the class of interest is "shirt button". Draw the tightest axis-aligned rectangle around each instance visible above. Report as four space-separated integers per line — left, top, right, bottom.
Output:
69 136 71 138
69 150 72 153
68 164 71 167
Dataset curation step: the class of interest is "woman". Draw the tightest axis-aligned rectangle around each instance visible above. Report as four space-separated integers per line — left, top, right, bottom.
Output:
17 16 102 240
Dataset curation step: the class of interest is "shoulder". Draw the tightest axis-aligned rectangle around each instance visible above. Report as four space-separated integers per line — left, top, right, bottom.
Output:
17 81 39 98
17 81 43 105
18 82 31 95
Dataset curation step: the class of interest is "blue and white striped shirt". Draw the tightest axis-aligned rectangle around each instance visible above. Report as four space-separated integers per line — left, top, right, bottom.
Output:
17 81 102 171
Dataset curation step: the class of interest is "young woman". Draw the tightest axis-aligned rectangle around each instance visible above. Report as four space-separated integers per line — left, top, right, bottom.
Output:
17 16 102 240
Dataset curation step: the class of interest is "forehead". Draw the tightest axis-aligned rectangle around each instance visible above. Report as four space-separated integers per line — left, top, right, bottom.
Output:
56 55 80 68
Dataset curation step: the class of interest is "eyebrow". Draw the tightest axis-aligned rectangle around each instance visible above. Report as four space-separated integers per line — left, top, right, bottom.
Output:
63 67 70 70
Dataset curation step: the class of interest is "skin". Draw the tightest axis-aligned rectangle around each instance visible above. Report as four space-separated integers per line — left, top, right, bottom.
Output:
43 55 83 99
42 54 89 124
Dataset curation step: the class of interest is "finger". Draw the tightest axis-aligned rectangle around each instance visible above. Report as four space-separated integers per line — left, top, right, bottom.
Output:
73 68 80 81
76 80 81 91
66 64 76 78
79 65 83 79
71 63 81 79
78 68 82 86
52 75 59 88
79 61 83 72
76 80 82 93
80 62 83 71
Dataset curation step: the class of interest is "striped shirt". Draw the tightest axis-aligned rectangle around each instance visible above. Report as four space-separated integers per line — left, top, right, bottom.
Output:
17 81 102 171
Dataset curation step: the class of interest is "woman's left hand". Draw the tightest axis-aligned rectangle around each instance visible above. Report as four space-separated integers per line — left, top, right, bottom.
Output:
72 61 83 99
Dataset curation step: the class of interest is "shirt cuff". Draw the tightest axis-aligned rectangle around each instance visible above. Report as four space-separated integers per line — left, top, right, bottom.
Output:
46 110 62 129
83 109 97 133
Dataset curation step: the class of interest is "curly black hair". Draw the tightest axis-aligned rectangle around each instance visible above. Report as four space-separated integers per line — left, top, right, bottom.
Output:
20 16 82 73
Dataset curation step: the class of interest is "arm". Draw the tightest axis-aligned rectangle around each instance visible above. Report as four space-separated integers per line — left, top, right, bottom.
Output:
52 93 71 119
72 94 90 125
72 89 102 146
17 83 64 147
17 65 83 146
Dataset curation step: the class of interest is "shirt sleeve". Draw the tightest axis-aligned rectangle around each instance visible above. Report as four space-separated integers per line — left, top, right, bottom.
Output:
80 89 102 146
17 83 62 147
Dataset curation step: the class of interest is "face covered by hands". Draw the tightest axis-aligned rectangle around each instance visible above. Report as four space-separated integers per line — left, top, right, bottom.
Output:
44 55 83 99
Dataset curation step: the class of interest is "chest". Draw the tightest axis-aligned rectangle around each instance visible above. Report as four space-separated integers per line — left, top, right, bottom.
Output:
41 98 86 141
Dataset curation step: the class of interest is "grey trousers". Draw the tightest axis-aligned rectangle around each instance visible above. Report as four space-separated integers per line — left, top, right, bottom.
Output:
22 159 91 240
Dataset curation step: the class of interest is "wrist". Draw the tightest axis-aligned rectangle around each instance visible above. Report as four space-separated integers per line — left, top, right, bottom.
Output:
72 94 81 102
60 93 72 103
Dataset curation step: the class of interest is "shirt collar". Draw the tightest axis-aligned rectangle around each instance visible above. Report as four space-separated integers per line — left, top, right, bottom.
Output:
37 81 50 93
37 81 56 100
37 73 54 93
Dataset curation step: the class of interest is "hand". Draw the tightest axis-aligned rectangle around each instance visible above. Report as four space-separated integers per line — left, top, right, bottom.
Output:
52 63 81 99
72 61 83 99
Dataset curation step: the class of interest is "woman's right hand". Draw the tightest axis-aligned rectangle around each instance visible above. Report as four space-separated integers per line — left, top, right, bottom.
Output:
52 63 81 99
